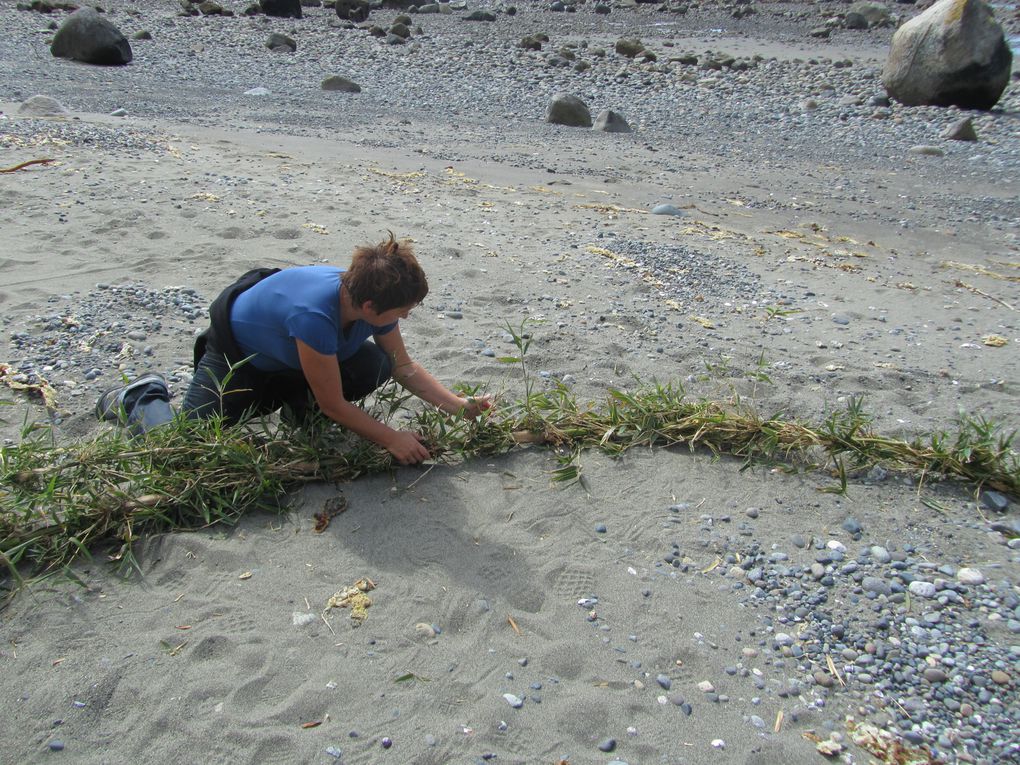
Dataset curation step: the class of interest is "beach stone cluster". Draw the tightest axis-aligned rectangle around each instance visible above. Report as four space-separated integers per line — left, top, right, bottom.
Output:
647 525 1020 763
4 283 205 424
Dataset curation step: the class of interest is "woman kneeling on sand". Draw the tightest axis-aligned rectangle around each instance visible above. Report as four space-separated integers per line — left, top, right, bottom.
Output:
96 234 492 465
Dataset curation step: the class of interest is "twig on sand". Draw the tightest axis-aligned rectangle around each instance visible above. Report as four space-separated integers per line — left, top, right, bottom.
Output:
0 159 55 173
952 280 1016 311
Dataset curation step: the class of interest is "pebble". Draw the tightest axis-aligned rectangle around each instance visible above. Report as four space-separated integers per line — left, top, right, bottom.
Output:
502 693 524 708
813 671 834 688
656 674 671 690
697 680 715 693
415 622 437 639
841 517 863 535
870 546 892 564
957 568 985 586
651 203 683 216
908 581 937 599
862 576 892 596
49 741 65 752
597 738 617 752
981 490 1009 512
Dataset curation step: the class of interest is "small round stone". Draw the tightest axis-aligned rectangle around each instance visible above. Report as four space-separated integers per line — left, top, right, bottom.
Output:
813 671 834 688
957 568 985 585
598 738 617 752
908 581 937 599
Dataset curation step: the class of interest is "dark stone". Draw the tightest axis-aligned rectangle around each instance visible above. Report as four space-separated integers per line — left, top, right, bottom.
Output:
980 489 1009 512
266 32 297 51
51 7 132 65
463 9 496 20
261 0 302 17
615 37 644 57
334 0 369 20
845 11 868 29
547 93 592 127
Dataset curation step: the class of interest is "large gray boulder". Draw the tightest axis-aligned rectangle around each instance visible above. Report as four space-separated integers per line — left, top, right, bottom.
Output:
546 93 591 127
882 0 1012 109
50 7 132 65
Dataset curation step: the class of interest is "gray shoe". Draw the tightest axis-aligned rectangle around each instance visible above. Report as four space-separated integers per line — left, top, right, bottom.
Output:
95 373 168 423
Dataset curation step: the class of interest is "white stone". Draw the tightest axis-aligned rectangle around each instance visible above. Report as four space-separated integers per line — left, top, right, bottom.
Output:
909 581 938 599
502 693 524 708
957 567 985 585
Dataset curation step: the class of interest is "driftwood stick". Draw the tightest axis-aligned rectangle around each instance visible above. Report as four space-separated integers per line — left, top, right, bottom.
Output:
0 159 56 174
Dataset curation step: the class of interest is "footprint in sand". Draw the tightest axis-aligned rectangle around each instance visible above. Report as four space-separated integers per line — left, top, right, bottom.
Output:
547 563 598 601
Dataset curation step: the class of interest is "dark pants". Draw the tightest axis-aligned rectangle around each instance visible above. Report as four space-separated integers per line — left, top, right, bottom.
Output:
125 340 392 434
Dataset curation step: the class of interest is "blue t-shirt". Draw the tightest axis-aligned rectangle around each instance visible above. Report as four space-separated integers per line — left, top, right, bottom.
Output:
230 265 396 372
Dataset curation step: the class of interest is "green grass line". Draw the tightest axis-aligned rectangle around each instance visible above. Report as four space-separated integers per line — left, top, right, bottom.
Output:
2 382 1017 600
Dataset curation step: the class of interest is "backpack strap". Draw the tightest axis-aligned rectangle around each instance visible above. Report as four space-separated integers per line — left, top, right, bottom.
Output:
193 267 281 370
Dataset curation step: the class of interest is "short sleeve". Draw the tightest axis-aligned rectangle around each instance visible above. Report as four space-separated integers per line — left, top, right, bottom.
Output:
286 311 338 356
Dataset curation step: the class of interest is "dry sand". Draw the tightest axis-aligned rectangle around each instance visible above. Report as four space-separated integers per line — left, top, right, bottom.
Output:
1 1 1019 763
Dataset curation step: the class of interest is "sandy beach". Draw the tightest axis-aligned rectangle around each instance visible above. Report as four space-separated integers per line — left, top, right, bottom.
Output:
1 0 1019 762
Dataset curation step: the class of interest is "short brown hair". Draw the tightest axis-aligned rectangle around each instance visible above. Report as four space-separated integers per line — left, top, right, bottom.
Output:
343 232 429 312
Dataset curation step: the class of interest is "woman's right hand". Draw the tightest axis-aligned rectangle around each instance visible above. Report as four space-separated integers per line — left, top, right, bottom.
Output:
385 430 431 465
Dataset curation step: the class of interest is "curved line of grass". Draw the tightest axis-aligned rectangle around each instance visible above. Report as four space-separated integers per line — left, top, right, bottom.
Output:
2 385 1017 598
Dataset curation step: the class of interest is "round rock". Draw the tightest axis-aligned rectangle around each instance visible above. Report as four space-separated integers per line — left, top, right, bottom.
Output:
321 76 362 93
546 93 592 127
956 567 985 585
18 95 69 117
